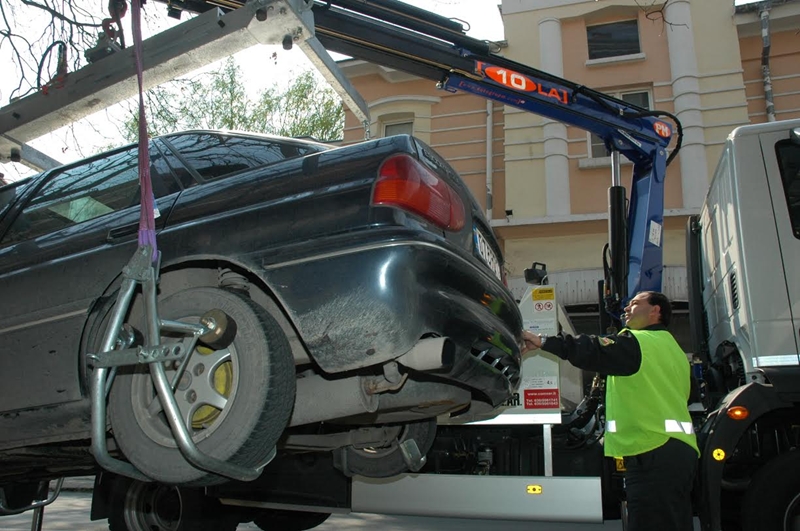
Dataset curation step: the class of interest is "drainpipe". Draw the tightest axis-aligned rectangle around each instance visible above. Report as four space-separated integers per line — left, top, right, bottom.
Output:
485 100 494 219
760 1 777 122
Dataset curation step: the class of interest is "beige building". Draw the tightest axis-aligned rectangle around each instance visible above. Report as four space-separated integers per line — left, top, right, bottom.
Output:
338 0 800 333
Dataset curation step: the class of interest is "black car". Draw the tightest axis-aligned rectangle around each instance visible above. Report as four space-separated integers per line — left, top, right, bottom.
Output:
0 130 521 491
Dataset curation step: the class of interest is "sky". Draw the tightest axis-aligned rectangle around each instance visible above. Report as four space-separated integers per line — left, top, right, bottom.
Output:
0 0 504 182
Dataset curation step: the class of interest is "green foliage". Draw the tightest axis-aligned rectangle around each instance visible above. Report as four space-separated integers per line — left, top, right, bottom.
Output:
122 57 344 142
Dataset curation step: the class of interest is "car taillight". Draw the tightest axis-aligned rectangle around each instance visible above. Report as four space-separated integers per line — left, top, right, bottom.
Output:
373 154 465 231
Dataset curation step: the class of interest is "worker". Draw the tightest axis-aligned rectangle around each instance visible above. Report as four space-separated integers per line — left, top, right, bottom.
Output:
521 291 699 531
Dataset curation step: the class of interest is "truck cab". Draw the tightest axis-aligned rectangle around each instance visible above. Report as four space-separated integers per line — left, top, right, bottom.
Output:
696 119 800 385
689 118 800 531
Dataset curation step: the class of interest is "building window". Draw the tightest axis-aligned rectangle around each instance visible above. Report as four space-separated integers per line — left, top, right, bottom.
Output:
384 121 414 137
587 20 641 60
588 90 651 158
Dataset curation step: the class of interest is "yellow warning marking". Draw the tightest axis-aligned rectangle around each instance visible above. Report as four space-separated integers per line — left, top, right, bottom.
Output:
615 458 626 472
526 485 543 495
532 287 555 300
712 448 726 461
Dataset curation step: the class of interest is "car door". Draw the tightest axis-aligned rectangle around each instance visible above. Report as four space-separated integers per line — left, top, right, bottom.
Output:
0 144 182 412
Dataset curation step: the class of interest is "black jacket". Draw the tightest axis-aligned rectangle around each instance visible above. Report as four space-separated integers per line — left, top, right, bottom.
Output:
541 324 672 376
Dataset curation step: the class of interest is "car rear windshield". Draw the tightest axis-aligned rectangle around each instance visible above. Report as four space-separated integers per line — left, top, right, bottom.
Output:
163 132 327 182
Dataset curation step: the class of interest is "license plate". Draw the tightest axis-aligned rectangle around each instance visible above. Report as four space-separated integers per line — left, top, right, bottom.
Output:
473 226 502 281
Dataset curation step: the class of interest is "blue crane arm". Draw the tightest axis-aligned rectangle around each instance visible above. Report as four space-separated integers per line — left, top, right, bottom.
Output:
440 60 677 305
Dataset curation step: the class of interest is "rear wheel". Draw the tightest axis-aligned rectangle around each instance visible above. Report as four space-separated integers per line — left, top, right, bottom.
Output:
335 419 436 478
741 450 800 531
108 478 236 531
108 287 295 485
253 508 331 531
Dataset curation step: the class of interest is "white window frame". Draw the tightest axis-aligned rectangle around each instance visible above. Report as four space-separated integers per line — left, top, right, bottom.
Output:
586 89 652 160
586 19 641 61
383 120 414 138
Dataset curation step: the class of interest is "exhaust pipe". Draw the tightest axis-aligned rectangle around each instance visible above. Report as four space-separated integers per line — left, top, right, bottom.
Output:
288 337 462 427
394 337 456 372
289 374 377 427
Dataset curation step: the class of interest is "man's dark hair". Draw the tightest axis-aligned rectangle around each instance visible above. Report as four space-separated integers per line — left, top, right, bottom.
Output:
644 291 672 327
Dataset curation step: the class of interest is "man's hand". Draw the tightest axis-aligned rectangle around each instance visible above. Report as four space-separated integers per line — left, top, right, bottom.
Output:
521 330 543 354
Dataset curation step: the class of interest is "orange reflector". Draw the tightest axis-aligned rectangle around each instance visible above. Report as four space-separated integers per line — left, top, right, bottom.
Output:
727 406 749 420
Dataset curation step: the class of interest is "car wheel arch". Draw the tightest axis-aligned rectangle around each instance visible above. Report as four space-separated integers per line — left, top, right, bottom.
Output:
78 257 310 395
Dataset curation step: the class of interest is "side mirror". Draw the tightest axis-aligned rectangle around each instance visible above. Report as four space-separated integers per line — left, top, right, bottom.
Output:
791 127 800 145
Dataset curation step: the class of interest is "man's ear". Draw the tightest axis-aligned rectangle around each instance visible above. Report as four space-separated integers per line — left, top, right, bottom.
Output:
650 305 662 323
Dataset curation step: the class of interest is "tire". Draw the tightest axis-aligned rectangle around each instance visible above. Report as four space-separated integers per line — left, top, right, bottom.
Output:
335 419 437 478
253 509 331 531
742 450 800 531
108 478 237 531
108 287 295 485
741 450 800 531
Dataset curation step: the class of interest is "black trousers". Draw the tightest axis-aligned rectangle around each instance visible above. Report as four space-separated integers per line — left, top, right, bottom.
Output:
623 437 698 531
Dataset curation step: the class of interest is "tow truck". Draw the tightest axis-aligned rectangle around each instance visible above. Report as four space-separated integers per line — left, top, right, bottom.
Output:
0 1 798 530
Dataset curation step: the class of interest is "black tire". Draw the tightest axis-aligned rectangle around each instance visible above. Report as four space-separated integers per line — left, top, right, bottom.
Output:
108 478 237 531
108 287 295 485
741 450 800 531
336 419 437 478
253 509 331 531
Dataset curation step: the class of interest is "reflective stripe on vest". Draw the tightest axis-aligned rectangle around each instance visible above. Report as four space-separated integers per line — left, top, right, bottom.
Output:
665 419 695 435
608 419 694 435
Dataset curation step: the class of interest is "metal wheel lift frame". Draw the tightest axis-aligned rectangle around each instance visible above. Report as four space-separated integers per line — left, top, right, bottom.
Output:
77 0 368 488
86 245 274 483
0 479 64 531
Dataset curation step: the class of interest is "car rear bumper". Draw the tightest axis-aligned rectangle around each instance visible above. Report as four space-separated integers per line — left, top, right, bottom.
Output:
261 235 521 406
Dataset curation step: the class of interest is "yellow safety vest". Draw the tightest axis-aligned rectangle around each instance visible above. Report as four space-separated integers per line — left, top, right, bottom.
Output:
604 329 700 458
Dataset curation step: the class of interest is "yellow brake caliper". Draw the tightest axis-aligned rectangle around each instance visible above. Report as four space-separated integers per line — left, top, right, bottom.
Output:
191 346 233 429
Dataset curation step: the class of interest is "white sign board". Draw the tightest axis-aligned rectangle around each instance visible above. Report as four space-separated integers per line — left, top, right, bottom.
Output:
464 285 562 425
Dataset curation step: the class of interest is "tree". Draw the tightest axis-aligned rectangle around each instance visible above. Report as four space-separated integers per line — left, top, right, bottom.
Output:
120 57 344 142
0 0 175 101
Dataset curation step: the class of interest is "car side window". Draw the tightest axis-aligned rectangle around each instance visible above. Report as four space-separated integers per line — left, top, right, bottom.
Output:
775 139 800 239
2 146 180 244
0 178 32 219
164 133 317 182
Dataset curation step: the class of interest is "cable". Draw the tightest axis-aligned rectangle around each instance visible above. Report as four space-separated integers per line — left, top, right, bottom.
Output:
36 41 67 91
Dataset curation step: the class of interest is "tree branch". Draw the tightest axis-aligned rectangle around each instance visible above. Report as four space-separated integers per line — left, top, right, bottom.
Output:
634 0 688 34
19 0 101 29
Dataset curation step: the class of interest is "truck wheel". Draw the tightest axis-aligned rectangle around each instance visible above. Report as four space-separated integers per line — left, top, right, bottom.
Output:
335 419 436 478
253 508 331 531
108 478 237 531
108 287 295 485
741 450 800 531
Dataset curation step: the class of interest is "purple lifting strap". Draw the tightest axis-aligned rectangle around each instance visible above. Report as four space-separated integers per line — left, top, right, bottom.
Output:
131 0 157 261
